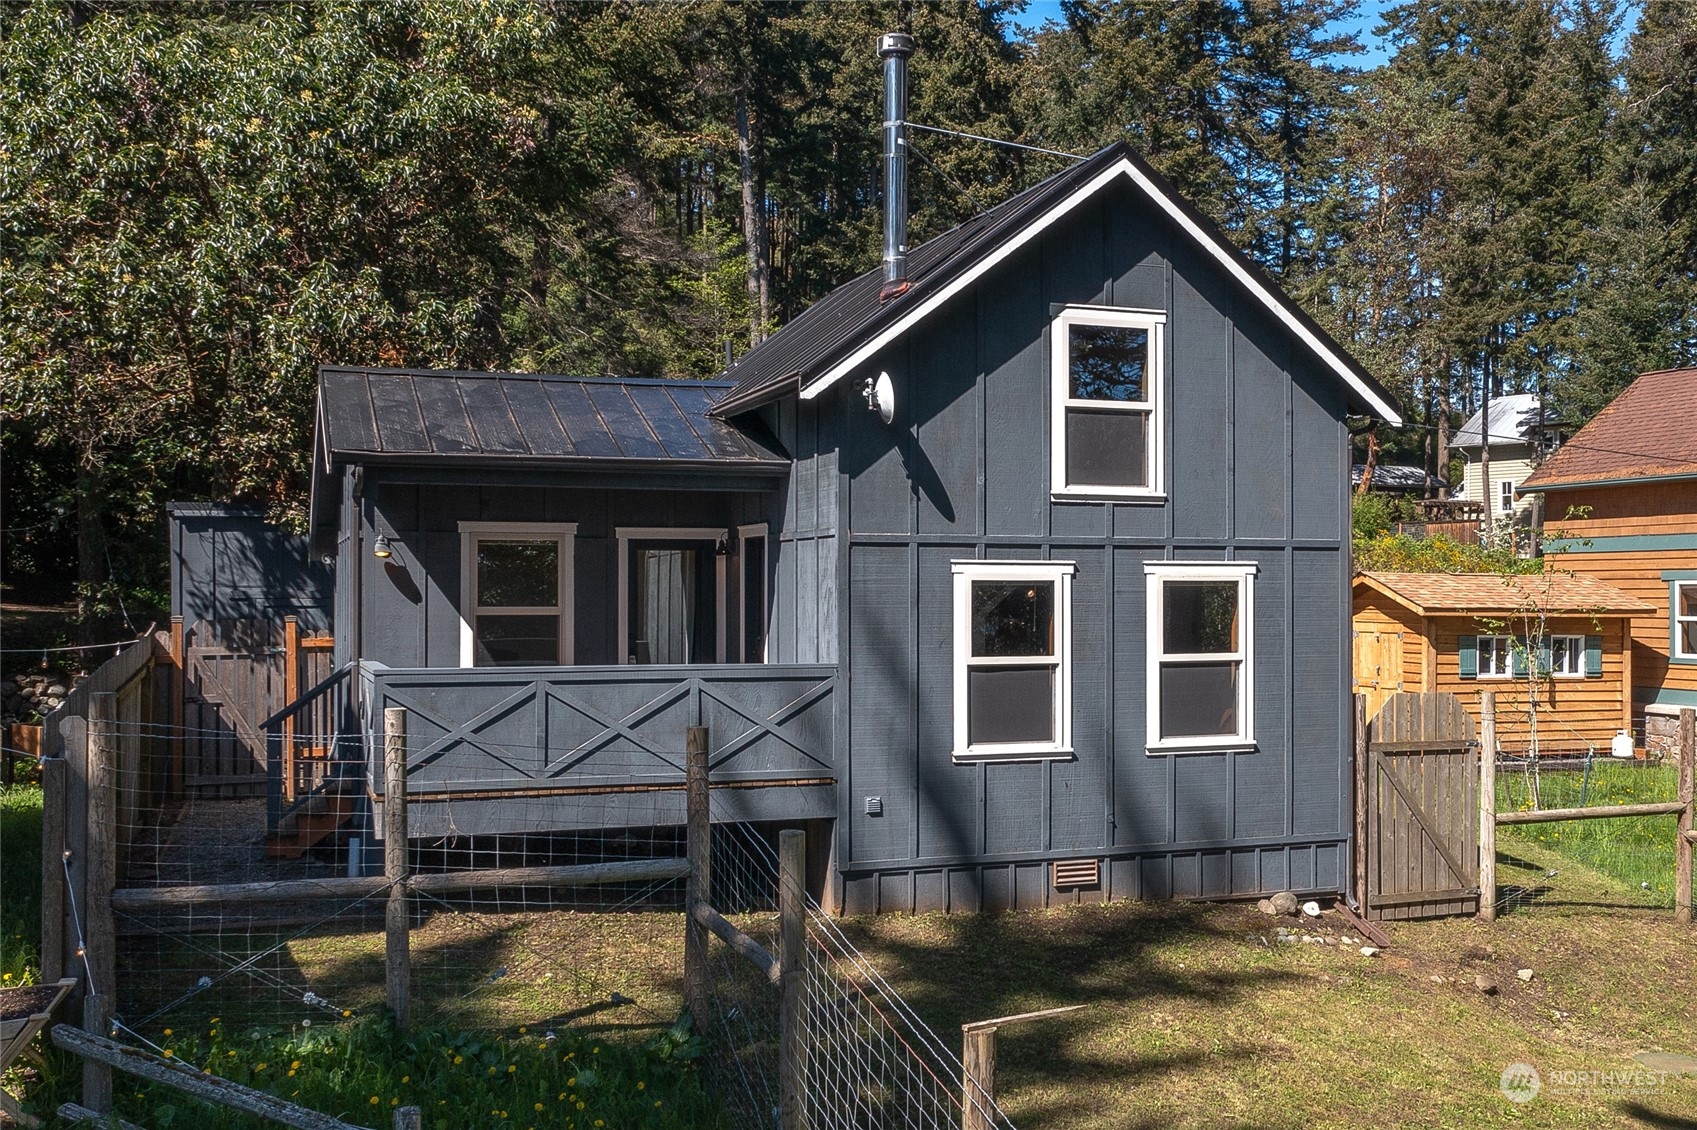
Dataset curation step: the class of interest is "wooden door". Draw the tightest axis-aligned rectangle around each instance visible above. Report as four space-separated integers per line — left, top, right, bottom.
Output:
1362 692 1479 920
1352 630 1404 718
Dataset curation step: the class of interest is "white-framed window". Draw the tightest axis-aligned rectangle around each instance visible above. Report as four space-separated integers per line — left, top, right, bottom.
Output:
615 527 728 665
1548 634 1585 678
1145 562 1255 752
1499 480 1516 513
738 523 768 663
951 560 1075 761
1675 581 1697 660
1050 306 1165 498
1477 634 1513 679
459 522 576 667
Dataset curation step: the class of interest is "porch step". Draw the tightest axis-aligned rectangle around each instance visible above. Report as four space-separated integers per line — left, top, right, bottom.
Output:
265 792 354 860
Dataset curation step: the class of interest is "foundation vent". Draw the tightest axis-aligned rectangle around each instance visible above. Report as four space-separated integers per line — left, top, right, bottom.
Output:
1052 858 1100 889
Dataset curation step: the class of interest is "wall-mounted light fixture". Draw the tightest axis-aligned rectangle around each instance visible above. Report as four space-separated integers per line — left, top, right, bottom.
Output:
372 534 393 559
863 370 896 424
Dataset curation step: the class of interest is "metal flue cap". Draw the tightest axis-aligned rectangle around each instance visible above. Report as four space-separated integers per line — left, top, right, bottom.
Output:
878 32 915 58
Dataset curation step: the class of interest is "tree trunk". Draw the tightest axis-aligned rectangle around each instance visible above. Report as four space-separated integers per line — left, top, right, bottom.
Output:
736 87 770 346
1356 429 1379 496
75 460 106 645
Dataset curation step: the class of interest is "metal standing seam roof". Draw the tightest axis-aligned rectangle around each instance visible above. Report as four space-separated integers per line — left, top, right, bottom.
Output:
1451 394 1550 448
316 367 787 471
1521 367 1697 491
1354 571 1653 617
709 141 1402 424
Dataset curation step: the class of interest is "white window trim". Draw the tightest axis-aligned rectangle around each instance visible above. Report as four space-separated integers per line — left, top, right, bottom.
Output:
615 526 728 665
951 560 1076 762
1477 634 1513 680
1499 479 1517 513
1549 634 1585 679
458 522 577 668
737 524 769 664
1144 562 1256 753
1049 305 1166 500
1673 581 1697 660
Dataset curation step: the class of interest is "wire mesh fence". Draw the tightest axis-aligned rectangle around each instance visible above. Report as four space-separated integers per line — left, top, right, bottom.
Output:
53 713 1015 1128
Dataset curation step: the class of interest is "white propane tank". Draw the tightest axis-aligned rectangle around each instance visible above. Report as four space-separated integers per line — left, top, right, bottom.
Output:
1610 730 1635 759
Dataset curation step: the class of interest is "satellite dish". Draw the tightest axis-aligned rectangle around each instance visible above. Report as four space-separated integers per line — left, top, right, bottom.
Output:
864 370 896 424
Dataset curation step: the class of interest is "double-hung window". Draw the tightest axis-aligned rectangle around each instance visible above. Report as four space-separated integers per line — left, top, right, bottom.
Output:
1050 306 1165 497
459 523 576 667
1675 581 1697 661
951 561 1075 760
1548 635 1585 678
1499 480 1517 513
1145 563 1255 752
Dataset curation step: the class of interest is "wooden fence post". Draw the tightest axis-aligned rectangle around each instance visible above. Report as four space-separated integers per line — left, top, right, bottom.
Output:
169 617 184 797
1676 707 1694 926
1479 691 1497 923
778 828 806 1130
961 1026 996 1130
383 707 410 1029
683 726 711 1028
41 756 67 984
1353 694 1368 910
83 692 118 1112
283 617 300 805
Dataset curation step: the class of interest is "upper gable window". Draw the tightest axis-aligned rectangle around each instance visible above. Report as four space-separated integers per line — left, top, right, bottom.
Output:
1050 306 1166 498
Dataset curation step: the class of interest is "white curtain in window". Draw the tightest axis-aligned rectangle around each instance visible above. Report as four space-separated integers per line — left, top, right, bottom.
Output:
640 549 694 663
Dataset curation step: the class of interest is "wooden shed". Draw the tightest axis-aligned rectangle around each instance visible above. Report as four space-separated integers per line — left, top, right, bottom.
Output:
1353 571 1652 756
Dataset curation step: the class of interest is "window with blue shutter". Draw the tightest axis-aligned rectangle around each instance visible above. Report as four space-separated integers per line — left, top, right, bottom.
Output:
1584 635 1603 678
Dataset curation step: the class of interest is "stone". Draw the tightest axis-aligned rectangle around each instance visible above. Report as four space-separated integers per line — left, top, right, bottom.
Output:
1257 898 1276 915
1430 975 1445 984
1516 968 1534 982
1359 946 1380 957
1301 900 1322 917
1270 891 1300 916
1631 1051 1697 1075
45 684 66 696
1475 974 1499 995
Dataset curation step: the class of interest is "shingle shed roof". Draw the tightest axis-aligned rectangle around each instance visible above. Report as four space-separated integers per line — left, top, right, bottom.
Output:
1355 571 1652 616
710 142 1401 424
1520 368 1697 490
317 367 786 471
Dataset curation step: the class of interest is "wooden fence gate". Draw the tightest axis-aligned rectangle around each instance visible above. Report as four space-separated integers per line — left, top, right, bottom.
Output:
179 618 331 796
1358 692 1480 920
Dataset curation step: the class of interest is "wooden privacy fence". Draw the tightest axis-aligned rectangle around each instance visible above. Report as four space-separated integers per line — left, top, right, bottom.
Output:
1478 696 1695 923
179 616 332 796
1354 692 1480 920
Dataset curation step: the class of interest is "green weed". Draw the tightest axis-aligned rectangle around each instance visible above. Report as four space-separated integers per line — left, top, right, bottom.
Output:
1498 761 1679 903
0 783 43 986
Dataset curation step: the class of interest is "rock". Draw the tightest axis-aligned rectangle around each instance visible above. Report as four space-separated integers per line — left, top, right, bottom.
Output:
1475 974 1499 995
1359 946 1380 958
45 684 66 696
1430 975 1445 984
1270 891 1300 916
1257 898 1276 915
1516 968 1534 982
1301 900 1322 917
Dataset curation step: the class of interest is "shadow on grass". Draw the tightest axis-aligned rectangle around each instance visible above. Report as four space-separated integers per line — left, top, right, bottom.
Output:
835 900 1301 1120
1617 1100 1697 1128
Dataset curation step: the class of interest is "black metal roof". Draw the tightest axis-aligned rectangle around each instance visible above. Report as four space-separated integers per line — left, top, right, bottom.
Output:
317 367 786 471
710 141 1401 423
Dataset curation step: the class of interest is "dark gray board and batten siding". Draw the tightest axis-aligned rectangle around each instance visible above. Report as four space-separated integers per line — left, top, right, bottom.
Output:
780 176 1354 913
168 503 333 632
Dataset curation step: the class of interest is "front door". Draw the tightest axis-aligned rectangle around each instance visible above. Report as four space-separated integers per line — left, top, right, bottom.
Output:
626 538 720 664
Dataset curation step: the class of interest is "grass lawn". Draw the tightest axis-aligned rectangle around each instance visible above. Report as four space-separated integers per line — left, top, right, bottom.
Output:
1498 761 1680 902
1 783 43 986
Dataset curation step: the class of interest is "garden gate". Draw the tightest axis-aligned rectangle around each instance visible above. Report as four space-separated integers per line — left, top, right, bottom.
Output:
180 617 331 796
1358 692 1480 920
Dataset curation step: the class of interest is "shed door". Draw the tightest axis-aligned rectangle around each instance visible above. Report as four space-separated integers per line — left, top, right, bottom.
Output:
1352 630 1403 718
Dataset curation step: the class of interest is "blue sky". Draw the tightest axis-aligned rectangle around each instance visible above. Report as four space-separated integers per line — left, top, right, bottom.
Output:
1008 1 1641 71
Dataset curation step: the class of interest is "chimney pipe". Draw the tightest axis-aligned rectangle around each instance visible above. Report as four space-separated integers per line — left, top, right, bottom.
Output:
879 32 915 300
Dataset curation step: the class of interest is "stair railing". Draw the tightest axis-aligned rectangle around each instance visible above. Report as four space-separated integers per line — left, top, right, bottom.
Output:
263 662 361 833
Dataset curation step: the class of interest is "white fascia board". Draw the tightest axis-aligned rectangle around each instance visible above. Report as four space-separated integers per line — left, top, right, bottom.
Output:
801 158 1403 427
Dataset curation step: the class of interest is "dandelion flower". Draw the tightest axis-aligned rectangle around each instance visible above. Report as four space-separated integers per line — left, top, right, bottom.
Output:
401 1075 409 1084
370 1096 380 1106
454 1056 463 1065
637 1081 645 1091
291 1061 300 1070
163 1050 174 1058
534 1103 545 1112
507 1064 517 1074
519 1026 527 1034
489 1066 498 1076
164 1029 174 1037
